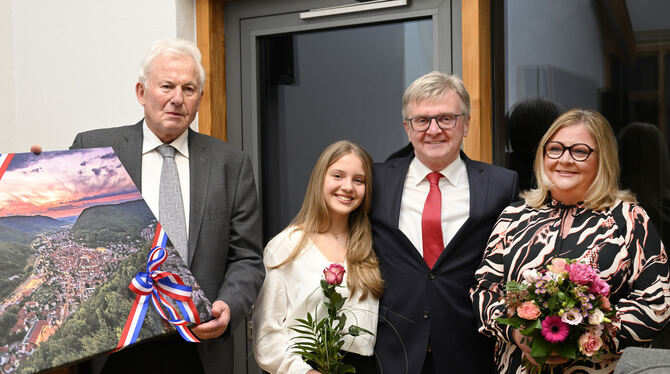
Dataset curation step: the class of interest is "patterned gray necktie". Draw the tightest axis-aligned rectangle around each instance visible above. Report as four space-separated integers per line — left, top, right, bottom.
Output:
157 144 188 262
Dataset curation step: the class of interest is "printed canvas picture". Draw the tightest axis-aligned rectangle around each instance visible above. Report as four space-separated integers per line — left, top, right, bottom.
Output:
0 148 211 373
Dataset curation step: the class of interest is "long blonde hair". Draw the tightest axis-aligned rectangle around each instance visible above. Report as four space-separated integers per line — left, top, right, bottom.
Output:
522 109 635 210
271 140 383 300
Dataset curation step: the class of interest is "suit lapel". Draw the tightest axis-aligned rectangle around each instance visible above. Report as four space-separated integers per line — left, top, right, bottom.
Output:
387 156 412 228
187 129 209 266
463 152 488 224
116 121 144 191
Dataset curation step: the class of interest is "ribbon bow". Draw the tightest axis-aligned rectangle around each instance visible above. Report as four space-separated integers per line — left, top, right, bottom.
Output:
115 224 200 351
0 153 15 181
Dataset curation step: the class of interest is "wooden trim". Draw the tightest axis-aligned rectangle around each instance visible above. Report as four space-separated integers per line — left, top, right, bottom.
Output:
461 0 492 163
606 0 636 57
196 0 227 141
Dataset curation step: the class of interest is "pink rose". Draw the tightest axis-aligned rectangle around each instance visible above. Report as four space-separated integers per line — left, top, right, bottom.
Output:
516 301 541 320
599 295 612 311
568 263 598 286
323 263 345 285
549 258 569 274
589 277 610 296
578 332 603 357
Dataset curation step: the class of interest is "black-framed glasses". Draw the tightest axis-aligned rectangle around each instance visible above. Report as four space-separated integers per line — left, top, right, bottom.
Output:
544 141 597 162
405 113 465 131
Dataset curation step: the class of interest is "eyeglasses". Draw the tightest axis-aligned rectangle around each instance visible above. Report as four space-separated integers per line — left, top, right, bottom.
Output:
405 113 465 132
544 141 597 162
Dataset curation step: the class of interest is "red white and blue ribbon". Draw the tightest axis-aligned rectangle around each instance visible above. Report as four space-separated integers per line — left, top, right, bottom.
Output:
0 153 14 181
115 224 201 351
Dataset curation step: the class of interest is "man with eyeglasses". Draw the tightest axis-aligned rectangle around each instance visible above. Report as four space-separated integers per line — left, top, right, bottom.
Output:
370 71 519 374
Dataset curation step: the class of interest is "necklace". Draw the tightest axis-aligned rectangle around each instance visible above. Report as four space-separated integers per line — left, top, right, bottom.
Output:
328 231 348 241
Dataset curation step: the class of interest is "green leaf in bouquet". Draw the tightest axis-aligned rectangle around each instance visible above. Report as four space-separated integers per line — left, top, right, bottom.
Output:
336 363 356 374
348 325 373 336
504 280 527 292
547 297 560 311
521 319 541 335
331 291 345 310
338 313 348 327
291 341 320 351
552 340 577 359
496 316 523 329
530 337 553 360
290 326 317 336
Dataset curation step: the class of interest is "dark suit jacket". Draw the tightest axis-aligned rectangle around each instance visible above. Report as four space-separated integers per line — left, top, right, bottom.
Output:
371 151 518 374
70 121 264 373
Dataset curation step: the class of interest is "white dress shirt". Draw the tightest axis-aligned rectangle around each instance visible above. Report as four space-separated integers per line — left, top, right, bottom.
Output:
140 121 191 235
398 156 470 256
253 227 378 374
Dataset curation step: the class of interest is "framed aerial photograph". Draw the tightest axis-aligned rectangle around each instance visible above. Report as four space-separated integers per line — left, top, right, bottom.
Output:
0 148 211 373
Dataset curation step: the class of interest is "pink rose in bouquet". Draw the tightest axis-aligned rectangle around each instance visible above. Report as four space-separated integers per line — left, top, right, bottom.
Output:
578 332 603 357
323 263 345 285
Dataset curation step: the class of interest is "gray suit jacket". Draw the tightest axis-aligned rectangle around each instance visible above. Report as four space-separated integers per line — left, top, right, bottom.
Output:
71 120 264 373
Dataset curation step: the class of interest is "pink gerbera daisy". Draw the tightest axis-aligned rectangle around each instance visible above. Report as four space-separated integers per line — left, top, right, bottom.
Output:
541 316 569 343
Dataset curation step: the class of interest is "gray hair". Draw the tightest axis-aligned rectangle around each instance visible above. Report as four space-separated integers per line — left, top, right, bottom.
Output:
402 71 470 119
138 39 206 93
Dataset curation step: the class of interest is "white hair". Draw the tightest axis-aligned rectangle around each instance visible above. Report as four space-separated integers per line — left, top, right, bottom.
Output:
138 39 206 93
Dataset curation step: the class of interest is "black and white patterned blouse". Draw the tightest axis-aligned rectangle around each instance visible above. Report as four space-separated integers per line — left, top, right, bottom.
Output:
471 199 670 373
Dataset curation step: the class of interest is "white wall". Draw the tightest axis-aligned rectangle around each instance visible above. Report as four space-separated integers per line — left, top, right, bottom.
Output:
0 0 196 153
506 0 603 111
0 0 17 153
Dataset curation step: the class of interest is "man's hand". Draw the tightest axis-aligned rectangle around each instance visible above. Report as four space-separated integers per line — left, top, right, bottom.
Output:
30 145 42 154
191 300 231 340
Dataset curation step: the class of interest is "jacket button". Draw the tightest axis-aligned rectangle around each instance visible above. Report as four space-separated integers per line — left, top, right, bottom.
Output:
423 311 429 319
429 272 436 280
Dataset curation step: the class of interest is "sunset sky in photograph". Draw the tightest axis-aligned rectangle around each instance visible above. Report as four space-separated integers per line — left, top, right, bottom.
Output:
0 148 143 219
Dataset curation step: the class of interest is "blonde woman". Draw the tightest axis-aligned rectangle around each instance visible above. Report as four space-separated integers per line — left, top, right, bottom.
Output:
472 109 670 373
253 140 383 374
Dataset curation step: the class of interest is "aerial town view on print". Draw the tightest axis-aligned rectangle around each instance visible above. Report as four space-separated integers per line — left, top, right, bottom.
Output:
0 148 211 373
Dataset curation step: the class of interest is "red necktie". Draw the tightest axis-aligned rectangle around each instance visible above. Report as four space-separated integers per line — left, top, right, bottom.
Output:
422 172 444 268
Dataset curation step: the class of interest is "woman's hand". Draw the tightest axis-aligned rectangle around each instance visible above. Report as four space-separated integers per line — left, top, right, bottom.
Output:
307 370 321 374
513 329 569 366
513 329 539 366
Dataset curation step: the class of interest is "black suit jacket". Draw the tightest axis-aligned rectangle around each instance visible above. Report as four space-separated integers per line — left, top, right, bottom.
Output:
71 121 264 373
371 151 518 373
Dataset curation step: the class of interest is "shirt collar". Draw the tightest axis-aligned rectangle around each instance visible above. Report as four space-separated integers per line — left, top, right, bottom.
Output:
142 120 190 158
409 155 466 187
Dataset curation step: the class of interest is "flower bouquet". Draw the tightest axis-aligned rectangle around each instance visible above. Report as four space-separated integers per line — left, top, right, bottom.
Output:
289 263 372 374
496 258 617 372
